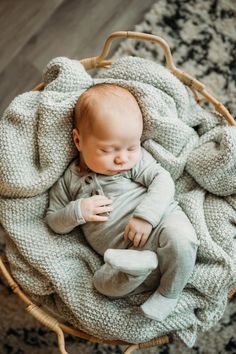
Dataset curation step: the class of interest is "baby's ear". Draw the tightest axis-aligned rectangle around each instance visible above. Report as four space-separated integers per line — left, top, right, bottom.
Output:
73 128 81 151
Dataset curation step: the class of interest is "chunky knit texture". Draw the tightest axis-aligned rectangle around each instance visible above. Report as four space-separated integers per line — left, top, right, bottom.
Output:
0 56 235 347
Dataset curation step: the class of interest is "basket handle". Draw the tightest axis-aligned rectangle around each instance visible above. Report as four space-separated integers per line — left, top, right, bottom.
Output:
80 31 235 126
80 31 175 69
34 31 235 126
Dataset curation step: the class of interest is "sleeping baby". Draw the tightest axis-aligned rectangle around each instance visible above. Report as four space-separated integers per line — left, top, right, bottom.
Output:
45 83 199 321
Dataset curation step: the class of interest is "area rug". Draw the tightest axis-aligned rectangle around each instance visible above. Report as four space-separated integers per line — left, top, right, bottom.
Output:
0 0 235 353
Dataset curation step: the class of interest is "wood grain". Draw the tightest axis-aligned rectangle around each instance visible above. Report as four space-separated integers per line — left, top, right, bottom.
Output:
0 0 156 115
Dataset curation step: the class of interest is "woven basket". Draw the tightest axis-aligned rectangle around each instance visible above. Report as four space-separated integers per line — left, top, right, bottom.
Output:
0 31 235 354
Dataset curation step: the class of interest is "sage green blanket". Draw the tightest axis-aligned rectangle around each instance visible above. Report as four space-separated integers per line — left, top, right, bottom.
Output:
0 56 235 346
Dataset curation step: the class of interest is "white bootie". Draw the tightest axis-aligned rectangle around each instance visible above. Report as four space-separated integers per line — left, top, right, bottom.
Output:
104 249 158 276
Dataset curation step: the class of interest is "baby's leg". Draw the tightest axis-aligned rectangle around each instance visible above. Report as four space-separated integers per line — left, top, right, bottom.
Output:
93 249 158 298
141 208 199 321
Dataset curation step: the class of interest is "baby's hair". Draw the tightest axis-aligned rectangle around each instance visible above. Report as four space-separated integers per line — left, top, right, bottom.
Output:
74 83 138 132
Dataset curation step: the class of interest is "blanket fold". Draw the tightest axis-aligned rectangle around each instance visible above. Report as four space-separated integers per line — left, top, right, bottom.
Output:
0 56 235 347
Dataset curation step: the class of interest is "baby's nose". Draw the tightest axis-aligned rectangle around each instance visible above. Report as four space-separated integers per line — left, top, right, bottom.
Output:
114 152 129 165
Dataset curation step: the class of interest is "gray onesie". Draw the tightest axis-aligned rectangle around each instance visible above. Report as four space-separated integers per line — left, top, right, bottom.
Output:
46 148 199 299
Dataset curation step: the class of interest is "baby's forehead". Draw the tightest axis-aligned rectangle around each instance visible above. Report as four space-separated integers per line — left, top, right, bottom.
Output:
89 86 140 116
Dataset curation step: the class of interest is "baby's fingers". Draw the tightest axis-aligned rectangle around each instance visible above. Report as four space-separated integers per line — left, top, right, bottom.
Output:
127 230 136 242
133 233 142 248
94 206 113 214
94 197 113 206
124 225 130 241
139 234 149 248
89 215 109 222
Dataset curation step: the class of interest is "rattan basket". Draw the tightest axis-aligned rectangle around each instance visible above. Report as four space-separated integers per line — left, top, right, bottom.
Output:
0 31 235 354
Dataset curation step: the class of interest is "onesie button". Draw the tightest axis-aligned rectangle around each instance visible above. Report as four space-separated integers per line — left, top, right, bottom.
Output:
85 176 93 184
91 189 101 196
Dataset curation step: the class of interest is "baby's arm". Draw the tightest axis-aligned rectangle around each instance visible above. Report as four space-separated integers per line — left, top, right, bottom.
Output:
125 149 175 247
131 148 175 228
45 173 85 234
45 170 112 234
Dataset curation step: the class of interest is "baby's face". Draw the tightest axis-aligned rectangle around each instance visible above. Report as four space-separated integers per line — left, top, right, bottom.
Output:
73 91 143 175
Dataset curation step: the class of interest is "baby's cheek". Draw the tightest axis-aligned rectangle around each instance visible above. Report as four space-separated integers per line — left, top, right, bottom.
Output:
91 157 107 170
103 155 113 165
129 150 141 167
97 155 111 166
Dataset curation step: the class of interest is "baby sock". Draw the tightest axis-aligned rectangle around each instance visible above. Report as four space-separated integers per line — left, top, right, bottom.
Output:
104 249 158 276
141 291 178 321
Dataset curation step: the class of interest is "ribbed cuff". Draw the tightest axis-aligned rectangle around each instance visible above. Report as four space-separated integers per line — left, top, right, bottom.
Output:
75 199 86 225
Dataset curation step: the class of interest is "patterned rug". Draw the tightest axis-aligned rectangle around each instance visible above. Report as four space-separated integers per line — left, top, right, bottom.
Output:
1 0 235 353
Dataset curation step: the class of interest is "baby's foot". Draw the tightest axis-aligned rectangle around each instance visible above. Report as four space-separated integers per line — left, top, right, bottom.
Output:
141 291 178 321
104 249 158 276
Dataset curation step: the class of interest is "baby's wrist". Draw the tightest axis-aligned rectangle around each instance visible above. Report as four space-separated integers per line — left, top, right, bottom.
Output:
133 215 152 226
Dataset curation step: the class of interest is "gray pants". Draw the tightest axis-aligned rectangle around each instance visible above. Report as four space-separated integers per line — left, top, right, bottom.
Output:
93 206 199 299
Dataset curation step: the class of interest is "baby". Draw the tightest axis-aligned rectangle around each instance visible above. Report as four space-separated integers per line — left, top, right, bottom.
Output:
45 83 199 321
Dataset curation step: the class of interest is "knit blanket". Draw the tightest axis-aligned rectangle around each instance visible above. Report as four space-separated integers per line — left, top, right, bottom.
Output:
0 56 235 347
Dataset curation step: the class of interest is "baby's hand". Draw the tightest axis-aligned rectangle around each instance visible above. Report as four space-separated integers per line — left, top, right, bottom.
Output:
80 195 113 222
124 216 152 248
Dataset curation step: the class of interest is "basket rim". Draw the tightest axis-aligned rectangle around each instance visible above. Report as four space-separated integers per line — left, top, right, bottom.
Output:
0 255 172 350
32 31 235 127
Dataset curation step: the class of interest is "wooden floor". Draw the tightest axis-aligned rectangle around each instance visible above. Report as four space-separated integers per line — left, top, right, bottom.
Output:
0 0 156 115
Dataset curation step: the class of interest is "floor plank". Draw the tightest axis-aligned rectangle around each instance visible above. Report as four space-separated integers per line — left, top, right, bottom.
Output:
0 0 64 73
0 53 41 114
24 0 156 70
0 0 156 115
